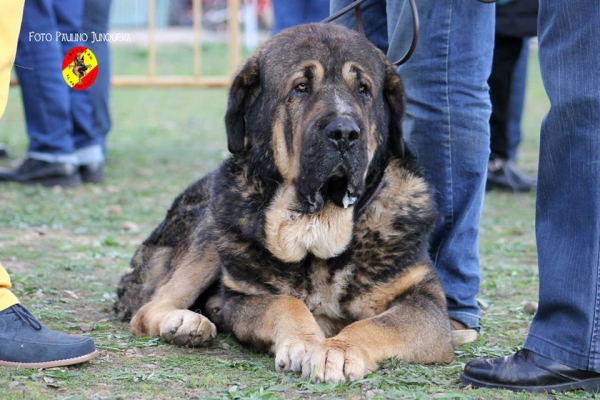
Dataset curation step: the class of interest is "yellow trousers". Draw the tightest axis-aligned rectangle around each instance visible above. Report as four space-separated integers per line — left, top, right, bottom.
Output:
0 264 20 312
0 0 24 119
0 0 25 311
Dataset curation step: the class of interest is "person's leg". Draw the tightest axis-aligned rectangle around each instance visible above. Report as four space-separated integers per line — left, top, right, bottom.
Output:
14 0 77 163
329 0 388 54
75 0 112 183
461 0 600 392
387 0 494 331
0 0 80 187
0 263 98 368
304 0 329 25
0 0 22 160
0 0 24 119
54 0 101 167
487 35 534 192
524 0 600 372
489 35 522 161
507 39 529 161
0 265 20 312
271 0 305 35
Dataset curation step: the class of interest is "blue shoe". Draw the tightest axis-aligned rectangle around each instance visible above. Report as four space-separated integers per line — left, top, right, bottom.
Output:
0 304 98 368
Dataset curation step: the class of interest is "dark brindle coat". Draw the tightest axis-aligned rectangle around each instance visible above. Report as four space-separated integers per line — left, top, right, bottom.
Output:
114 23 454 383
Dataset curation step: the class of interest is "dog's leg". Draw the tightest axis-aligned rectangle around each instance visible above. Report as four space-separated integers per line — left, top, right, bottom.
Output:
301 293 454 383
224 294 325 372
130 245 220 347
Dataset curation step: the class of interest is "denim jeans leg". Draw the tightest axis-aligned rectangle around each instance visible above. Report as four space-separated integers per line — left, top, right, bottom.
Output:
329 0 388 54
54 0 101 164
79 0 112 158
272 0 328 35
523 0 600 372
388 0 495 329
15 0 77 164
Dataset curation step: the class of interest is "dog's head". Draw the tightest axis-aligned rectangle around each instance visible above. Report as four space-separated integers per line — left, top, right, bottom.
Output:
225 23 405 214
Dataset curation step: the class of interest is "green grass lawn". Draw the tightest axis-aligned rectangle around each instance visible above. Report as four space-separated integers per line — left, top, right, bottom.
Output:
0 46 592 399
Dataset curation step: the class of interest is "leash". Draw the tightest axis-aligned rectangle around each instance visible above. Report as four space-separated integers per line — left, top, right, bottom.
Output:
323 0 498 66
354 156 388 220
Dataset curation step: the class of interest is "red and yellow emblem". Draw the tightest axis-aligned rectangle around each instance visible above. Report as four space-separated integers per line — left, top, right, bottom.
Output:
62 46 98 90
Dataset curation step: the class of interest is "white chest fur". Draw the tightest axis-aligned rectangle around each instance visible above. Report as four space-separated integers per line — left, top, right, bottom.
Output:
264 185 354 263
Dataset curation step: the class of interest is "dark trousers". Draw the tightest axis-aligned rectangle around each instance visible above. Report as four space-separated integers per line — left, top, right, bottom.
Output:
488 35 524 160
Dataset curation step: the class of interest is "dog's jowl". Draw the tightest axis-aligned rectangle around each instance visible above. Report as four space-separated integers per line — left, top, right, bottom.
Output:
114 23 454 383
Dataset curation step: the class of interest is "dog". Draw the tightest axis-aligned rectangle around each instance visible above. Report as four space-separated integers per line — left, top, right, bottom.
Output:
114 23 454 383
71 53 89 82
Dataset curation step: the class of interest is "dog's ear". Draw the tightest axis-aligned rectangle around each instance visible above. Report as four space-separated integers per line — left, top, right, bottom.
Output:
382 60 406 157
225 56 260 154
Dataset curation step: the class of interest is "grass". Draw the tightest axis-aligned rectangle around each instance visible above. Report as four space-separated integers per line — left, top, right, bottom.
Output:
0 45 590 399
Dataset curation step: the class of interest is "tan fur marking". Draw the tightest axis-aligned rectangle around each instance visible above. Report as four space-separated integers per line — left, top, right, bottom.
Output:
272 60 325 183
261 296 324 345
287 60 324 92
271 116 296 182
341 61 375 94
357 162 431 242
142 247 174 288
130 244 219 337
264 185 354 262
305 261 353 337
222 270 271 296
348 263 429 319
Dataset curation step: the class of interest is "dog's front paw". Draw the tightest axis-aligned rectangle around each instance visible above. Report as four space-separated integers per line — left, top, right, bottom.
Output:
159 310 217 347
275 334 322 373
301 338 374 383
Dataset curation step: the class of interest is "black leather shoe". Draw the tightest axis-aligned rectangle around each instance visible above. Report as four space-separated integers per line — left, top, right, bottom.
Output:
461 349 600 392
0 143 9 159
0 158 81 187
79 162 104 184
487 158 536 192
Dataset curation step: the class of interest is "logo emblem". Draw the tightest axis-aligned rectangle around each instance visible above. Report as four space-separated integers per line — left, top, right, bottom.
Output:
62 46 98 90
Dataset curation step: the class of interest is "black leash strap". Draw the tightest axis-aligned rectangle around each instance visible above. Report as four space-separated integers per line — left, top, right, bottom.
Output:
323 0 497 66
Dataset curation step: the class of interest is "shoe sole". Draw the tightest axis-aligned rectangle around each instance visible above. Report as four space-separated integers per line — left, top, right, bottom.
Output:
460 373 600 393
20 173 82 188
80 172 105 184
0 350 98 369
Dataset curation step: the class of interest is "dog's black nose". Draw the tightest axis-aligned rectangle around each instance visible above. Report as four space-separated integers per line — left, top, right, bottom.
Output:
325 119 360 152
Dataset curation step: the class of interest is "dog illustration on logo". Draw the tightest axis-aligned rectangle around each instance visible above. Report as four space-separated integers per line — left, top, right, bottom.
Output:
69 52 91 84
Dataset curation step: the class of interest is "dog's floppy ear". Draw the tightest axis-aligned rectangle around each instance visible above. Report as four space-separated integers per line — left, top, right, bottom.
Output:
225 56 260 154
382 61 406 157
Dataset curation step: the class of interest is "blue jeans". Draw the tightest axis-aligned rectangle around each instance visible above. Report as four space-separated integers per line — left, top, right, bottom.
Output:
271 0 330 35
82 0 112 155
523 0 600 372
15 0 110 165
331 0 494 329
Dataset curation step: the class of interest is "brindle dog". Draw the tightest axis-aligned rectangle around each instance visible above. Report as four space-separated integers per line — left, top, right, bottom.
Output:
114 23 454 383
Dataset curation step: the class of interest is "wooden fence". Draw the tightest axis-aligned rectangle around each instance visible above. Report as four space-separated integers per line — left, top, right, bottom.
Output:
10 0 241 88
113 0 241 87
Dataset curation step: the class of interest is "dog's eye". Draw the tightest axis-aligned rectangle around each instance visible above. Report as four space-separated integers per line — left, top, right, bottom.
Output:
295 82 309 93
